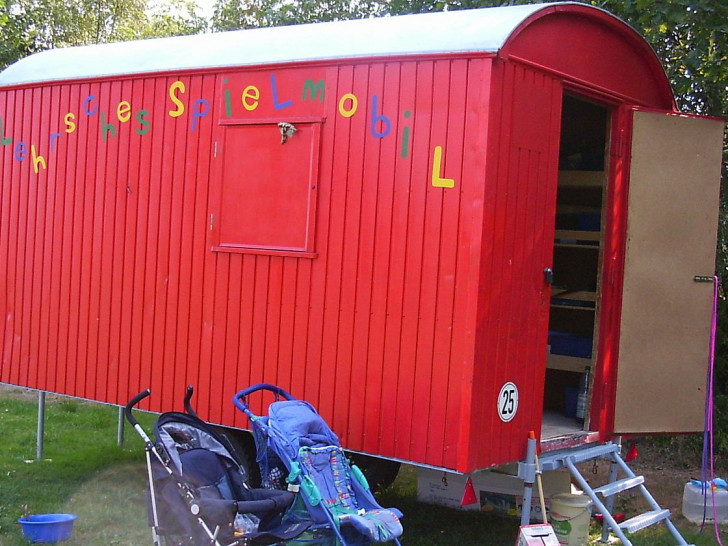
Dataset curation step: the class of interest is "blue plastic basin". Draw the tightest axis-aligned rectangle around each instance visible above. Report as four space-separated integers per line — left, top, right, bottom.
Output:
17 514 77 543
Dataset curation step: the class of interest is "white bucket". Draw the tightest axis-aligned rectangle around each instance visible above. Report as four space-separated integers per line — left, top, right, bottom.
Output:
549 493 591 546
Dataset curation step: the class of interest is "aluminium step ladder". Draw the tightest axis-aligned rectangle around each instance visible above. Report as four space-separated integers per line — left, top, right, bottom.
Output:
518 440 691 545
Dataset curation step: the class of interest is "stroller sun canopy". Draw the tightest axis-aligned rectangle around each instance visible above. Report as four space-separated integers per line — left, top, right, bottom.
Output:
268 400 340 459
156 412 243 478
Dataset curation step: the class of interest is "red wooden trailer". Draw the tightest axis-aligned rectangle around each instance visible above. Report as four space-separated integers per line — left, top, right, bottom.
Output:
0 2 723 477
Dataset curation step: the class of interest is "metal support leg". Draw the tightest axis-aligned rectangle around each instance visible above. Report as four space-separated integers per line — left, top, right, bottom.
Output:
600 457 619 543
117 407 125 447
520 436 538 526
36 391 45 460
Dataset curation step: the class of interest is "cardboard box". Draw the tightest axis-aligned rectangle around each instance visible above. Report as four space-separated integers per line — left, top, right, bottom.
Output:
417 465 570 522
516 524 560 546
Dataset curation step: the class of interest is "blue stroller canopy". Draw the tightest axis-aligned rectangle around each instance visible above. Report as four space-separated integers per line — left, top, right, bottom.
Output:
269 400 340 457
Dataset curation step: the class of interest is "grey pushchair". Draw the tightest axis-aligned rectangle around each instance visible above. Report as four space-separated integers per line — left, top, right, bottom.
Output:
125 387 310 545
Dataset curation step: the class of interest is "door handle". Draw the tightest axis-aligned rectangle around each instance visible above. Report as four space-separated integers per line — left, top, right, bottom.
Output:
543 267 554 285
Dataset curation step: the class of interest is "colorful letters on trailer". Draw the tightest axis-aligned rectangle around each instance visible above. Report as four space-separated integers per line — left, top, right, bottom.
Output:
0 71 456 188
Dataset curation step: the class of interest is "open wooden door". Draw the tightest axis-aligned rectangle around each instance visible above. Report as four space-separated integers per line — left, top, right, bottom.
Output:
613 110 724 433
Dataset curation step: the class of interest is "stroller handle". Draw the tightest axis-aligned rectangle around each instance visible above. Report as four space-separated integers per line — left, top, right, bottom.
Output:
124 389 151 428
233 383 295 415
183 385 201 419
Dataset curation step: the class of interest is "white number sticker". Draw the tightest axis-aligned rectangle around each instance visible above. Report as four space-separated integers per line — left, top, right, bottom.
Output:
498 382 519 422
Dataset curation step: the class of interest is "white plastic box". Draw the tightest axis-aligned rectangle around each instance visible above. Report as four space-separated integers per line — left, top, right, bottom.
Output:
682 482 728 524
516 524 560 546
417 466 570 521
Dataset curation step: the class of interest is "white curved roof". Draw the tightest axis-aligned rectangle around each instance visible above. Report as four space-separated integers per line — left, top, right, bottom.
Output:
0 2 579 87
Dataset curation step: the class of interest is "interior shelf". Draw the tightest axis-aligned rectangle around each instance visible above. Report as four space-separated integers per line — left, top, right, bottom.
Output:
546 354 591 373
554 229 601 242
552 290 596 302
558 170 605 187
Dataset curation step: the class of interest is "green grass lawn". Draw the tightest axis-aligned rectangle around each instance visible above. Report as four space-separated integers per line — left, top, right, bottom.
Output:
0 389 154 545
1 387 726 545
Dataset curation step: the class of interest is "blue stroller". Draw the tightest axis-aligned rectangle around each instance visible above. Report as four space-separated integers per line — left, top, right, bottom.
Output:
125 387 311 546
233 384 403 546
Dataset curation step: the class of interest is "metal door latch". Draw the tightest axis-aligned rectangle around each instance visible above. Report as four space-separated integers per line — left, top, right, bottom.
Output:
543 267 554 285
278 122 297 144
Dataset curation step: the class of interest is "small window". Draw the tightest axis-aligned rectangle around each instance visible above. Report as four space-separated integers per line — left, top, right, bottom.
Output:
213 121 321 256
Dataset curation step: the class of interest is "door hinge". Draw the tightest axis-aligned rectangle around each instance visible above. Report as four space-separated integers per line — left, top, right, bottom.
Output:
209 214 215 230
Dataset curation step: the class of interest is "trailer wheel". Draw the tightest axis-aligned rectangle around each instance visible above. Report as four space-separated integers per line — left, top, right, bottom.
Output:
348 453 401 491
213 427 262 487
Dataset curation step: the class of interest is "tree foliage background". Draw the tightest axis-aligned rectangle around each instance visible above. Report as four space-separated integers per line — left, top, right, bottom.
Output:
1 0 727 453
0 0 206 68
210 0 728 459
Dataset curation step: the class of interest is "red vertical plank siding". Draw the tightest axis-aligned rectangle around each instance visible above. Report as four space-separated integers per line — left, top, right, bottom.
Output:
26 86 44 388
207 247 228 419
378 61 413 457
187 76 215 408
160 81 183 413
237 255 258 409
427 59 468 465
79 82 99 398
1 57 498 471
398 61 433 460
128 78 155 406
287 257 312 429
330 63 370 435
56 85 77 394
0 91 11 381
413 60 447 464
42 84 61 393
467 62 560 469
8 89 21 385
39 85 57 391
94 82 115 401
15 88 29 386
156 76 178 411
280 259 296 388
449 58 490 471
9 89 26 387
22 89 38 387
366 62 400 452
314 64 349 417
105 81 125 402
116 80 136 404
4 90 15 384
17 87 30 388
349 62 381 450
3 90 14 384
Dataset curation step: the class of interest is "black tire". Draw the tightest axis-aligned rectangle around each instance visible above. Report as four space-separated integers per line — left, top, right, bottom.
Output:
348 453 401 492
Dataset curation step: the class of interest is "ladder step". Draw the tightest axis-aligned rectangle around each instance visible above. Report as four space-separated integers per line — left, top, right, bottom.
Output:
618 509 670 533
593 476 645 497
537 442 621 471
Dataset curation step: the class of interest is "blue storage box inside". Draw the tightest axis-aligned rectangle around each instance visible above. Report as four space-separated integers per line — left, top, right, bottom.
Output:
548 331 592 358
576 212 601 231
